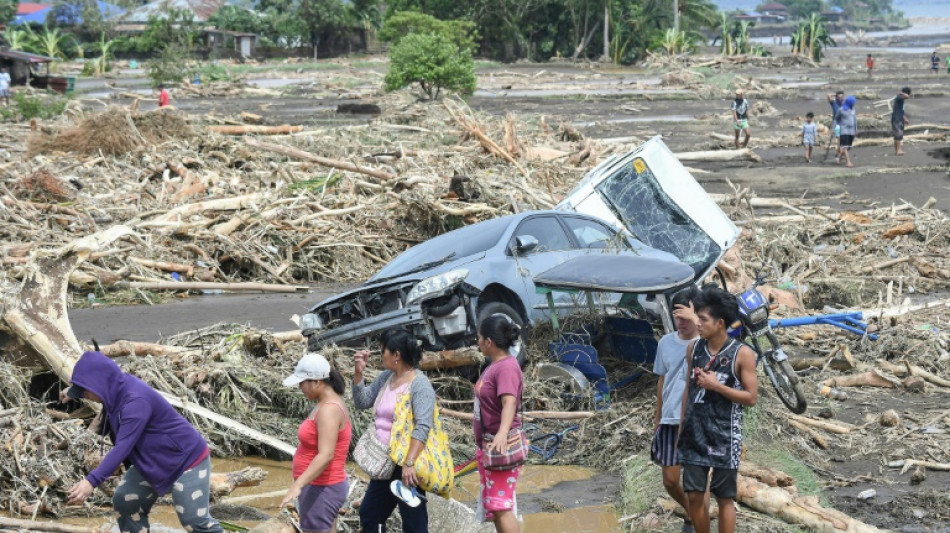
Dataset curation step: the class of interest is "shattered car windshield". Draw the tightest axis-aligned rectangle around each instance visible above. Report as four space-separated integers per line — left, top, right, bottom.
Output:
595 159 721 277
370 217 511 281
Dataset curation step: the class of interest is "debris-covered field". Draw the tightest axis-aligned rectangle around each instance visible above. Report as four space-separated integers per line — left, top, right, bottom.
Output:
1 36 950 532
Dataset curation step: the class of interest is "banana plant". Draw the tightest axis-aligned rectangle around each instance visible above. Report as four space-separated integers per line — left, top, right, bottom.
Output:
25 26 76 71
89 33 117 76
3 26 35 50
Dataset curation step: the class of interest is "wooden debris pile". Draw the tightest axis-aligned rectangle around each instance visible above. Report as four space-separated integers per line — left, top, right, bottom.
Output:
1 99 593 302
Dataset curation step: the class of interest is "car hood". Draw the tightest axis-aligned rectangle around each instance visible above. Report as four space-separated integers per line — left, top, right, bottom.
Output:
533 253 695 293
556 136 739 282
309 251 487 311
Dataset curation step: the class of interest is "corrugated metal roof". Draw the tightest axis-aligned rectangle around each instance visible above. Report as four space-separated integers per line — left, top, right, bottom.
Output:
123 0 226 23
0 49 56 63
16 3 51 14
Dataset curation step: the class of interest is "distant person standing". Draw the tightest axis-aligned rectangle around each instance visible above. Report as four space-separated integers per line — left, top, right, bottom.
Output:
731 89 751 149
158 83 169 107
945 55 950 74
931 51 940 75
835 96 858 168
0 67 11 107
891 87 911 156
801 112 819 163
866 54 875 79
827 90 845 159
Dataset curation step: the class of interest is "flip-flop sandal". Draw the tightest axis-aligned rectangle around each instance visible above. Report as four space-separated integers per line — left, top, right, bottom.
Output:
390 480 426 508
681 521 696 533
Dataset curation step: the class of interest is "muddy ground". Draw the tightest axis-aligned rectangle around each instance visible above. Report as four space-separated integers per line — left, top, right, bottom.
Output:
37 28 950 533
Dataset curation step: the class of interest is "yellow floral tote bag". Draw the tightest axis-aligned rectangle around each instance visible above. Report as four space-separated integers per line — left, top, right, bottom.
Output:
389 384 455 498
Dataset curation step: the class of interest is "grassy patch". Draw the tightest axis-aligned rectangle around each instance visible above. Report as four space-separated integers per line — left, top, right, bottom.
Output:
474 60 502 69
705 72 738 90
0 91 70 121
71 288 175 308
228 62 345 74
619 455 666 520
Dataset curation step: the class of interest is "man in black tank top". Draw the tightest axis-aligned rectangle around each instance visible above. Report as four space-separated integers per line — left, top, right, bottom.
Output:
677 287 758 533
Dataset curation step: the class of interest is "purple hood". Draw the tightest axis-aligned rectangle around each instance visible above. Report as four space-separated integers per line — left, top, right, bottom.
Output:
71 351 208 495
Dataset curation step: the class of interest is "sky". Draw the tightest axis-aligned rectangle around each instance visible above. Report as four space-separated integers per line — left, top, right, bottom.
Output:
711 0 950 18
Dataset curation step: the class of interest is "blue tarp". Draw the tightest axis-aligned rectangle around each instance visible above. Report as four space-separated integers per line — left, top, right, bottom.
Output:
12 1 125 25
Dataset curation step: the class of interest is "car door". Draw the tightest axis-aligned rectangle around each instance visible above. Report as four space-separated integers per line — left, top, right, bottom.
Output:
507 215 583 320
556 136 739 283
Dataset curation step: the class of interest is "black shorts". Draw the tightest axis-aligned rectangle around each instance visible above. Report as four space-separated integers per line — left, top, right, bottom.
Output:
891 120 905 141
839 134 855 148
682 464 738 499
651 424 680 467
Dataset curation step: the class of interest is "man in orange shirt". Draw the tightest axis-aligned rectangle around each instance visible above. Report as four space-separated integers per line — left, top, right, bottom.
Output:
866 54 875 79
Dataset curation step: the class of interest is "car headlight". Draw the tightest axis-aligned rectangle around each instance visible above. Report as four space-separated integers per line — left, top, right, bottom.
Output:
747 307 768 325
301 312 324 333
406 269 469 306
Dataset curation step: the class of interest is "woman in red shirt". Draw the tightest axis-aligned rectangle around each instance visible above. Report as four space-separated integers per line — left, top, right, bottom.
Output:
281 353 352 533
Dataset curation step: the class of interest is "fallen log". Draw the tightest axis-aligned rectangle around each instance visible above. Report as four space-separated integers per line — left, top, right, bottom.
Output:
159 392 295 456
788 414 855 435
823 369 898 389
245 137 397 181
789 344 855 372
112 281 308 293
210 124 304 135
220 489 286 505
93 340 189 358
129 257 194 277
890 459 950 474
247 513 298 533
210 467 268 497
0 518 97 533
877 360 950 388
788 418 830 449
738 462 796 488
736 475 883 532
1 225 137 373
853 133 946 147
675 148 762 163
419 347 484 370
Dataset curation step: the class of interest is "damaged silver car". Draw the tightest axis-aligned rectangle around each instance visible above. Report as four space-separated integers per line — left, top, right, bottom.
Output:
301 137 739 357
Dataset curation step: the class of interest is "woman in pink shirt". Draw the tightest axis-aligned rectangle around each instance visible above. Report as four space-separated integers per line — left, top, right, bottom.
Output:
281 352 351 533
353 329 436 532
474 315 525 533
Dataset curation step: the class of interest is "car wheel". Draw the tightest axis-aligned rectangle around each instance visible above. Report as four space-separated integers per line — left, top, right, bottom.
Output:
476 302 526 367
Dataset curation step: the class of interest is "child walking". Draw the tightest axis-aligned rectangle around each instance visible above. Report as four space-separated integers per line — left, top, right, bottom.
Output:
801 112 819 163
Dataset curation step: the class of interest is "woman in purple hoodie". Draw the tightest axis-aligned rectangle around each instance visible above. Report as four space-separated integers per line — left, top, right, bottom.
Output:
62 351 223 533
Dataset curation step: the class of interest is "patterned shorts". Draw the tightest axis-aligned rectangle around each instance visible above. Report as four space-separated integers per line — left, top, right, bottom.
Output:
476 449 522 521
650 424 680 467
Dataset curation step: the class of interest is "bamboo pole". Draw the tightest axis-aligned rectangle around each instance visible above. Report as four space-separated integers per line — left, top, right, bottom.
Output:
112 281 309 293
245 137 397 181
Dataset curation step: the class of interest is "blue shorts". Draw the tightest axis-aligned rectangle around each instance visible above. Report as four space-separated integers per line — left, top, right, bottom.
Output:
651 424 680 467
299 479 348 531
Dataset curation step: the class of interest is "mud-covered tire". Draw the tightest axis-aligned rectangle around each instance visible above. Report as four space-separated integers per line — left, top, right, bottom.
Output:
476 301 526 367
763 354 807 414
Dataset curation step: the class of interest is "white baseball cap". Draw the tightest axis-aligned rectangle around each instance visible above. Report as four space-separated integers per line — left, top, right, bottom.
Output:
283 352 332 386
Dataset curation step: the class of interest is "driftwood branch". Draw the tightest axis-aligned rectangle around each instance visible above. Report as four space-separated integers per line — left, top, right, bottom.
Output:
245 137 397 181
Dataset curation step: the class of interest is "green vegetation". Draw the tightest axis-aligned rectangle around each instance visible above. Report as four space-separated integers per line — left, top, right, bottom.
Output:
715 12 771 57
0 91 70 121
619 455 666 518
147 42 197 86
384 32 476 100
379 11 479 54
0 0 15 27
790 13 836 62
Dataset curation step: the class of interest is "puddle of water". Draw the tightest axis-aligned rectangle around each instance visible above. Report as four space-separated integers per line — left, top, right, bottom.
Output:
249 78 309 89
574 115 693 127
524 505 621 533
29 460 619 533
